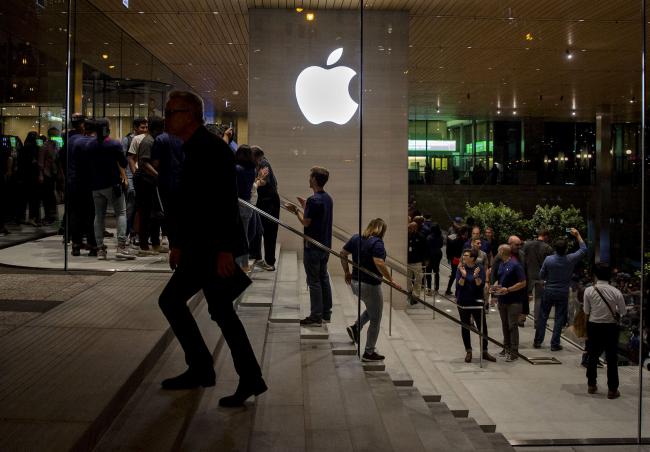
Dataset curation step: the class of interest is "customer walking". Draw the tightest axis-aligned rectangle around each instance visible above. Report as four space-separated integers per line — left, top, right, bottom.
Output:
534 228 587 350
286 167 334 326
158 91 266 406
493 244 527 361
456 248 496 363
584 264 626 399
340 218 401 362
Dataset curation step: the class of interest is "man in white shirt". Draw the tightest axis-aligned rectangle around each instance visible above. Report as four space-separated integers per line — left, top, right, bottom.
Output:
583 264 627 399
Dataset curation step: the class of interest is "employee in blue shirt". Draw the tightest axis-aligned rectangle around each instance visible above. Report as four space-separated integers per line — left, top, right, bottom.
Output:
286 166 334 326
534 228 587 351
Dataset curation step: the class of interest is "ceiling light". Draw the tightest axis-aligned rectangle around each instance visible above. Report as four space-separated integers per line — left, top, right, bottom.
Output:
212 11 219 14
566 49 573 59
497 110 501 115
525 33 534 41
168 42 174 45
109 65 116 69
572 110 576 116
21 58 28 65
436 107 440 113
512 110 517 115
296 7 304 12
101 53 109 59
232 90 239 95
138 11 144 14
625 149 632 155
306 13 315 21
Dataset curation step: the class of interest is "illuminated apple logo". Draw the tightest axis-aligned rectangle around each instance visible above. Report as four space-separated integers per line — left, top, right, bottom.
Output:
295 48 358 125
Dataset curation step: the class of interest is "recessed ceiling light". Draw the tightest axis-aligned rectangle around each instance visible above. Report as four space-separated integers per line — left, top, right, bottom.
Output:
101 53 109 59
213 11 219 14
306 13 315 21
138 11 144 14
109 65 115 69
566 49 573 59
232 90 239 95
296 7 304 12
168 42 174 45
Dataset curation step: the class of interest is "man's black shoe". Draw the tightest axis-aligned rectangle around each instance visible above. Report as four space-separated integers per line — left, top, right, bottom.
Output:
219 378 268 407
161 369 215 390
533 342 542 349
445 290 453 296
300 316 322 326
550 345 563 352
346 325 359 344
88 248 98 257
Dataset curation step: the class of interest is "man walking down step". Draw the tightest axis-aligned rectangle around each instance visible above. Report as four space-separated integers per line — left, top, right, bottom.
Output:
534 228 587 351
286 167 334 326
158 91 266 407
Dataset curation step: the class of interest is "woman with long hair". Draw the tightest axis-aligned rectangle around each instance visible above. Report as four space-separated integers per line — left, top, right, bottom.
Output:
340 218 401 362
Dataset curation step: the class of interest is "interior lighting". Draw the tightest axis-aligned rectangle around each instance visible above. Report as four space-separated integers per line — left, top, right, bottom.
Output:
168 42 174 45
572 110 576 116
109 65 116 69
296 7 304 12
21 58 28 65
512 110 517 115
566 49 573 60
525 33 534 41
625 149 633 155
306 12 315 21
101 53 109 60
497 110 501 115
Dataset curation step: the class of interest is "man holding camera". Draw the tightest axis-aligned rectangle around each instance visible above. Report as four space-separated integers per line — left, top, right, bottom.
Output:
534 228 587 350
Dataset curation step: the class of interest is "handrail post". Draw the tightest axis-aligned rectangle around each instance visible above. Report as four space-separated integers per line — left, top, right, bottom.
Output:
479 300 484 369
389 268 393 337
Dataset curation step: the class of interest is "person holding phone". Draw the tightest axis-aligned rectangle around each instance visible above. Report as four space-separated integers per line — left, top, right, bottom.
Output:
456 248 496 363
534 227 587 350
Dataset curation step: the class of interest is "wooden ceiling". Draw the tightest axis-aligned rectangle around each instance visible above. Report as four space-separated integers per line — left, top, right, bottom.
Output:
86 0 645 120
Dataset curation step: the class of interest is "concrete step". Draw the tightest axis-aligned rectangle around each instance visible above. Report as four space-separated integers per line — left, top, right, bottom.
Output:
269 250 301 323
426 402 478 452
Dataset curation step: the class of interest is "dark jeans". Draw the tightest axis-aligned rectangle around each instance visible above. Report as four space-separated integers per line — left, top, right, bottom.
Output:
304 246 332 320
499 302 521 353
534 291 568 347
134 176 161 248
158 256 262 380
68 187 97 248
28 181 41 221
253 195 280 265
446 263 458 293
586 322 620 391
41 176 58 222
425 253 442 291
458 304 488 351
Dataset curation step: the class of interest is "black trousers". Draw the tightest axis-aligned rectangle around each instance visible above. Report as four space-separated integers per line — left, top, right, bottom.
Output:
134 176 161 248
586 321 620 391
69 187 97 248
158 258 262 381
446 263 458 293
425 253 442 290
458 305 488 351
252 194 280 266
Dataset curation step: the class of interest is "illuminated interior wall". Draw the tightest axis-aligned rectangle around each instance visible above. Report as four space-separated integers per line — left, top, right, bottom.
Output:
249 9 408 270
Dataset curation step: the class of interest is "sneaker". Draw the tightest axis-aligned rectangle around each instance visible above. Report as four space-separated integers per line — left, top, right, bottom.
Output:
444 290 453 296
506 353 519 362
464 351 472 363
257 261 276 271
322 316 331 323
299 316 322 326
588 385 598 394
137 248 158 257
88 248 98 257
498 348 507 357
362 351 385 362
550 345 563 352
607 390 621 399
97 247 107 260
533 342 542 349
116 246 136 260
346 325 359 344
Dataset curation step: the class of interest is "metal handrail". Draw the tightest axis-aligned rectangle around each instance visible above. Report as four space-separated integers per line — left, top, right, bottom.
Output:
240 198 531 363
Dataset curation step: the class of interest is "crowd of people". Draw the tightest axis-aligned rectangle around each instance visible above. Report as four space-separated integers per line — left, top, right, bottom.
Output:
405 201 629 398
0 127 65 234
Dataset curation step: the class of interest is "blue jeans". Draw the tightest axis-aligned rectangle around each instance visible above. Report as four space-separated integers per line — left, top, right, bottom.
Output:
93 186 127 247
534 291 568 348
351 281 383 353
303 247 332 320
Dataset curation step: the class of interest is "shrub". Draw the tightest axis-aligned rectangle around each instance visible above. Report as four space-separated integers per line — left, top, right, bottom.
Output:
464 202 527 244
525 204 587 241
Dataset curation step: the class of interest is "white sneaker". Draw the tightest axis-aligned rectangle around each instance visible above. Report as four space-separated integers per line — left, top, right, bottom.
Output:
116 246 136 260
161 236 169 247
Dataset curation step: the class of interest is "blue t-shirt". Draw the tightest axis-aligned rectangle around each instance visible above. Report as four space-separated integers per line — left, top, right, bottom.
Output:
455 264 486 305
343 234 387 285
304 191 333 248
496 258 526 304
150 132 184 194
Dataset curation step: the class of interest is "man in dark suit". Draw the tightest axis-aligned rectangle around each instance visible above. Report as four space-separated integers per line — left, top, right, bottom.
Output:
158 91 266 407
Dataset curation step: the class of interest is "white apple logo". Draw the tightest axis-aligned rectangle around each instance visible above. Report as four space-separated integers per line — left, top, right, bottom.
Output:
295 48 358 125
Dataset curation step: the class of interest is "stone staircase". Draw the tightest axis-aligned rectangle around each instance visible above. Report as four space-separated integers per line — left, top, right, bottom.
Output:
0 247 515 450
96 249 514 451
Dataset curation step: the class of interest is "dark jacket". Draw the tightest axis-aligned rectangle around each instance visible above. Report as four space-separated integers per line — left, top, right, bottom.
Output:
89 137 127 191
167 125 245 257
408 231 428 263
